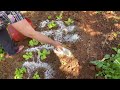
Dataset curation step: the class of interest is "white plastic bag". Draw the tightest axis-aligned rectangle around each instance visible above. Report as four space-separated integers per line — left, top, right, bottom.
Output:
53 47 72 57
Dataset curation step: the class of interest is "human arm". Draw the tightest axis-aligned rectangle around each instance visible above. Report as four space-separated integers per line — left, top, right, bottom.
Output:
11 19 63 50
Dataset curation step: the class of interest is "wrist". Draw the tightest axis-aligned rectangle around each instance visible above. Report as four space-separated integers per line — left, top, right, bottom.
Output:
50 41 56 46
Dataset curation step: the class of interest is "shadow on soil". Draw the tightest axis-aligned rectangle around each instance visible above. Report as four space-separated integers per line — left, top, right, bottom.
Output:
67 11 120 79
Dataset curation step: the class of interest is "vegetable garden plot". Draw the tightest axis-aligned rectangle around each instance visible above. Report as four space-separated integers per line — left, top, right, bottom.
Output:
22 19 80 79
1 11 120 79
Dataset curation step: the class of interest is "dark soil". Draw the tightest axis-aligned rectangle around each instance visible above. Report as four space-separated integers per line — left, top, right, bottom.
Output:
0 11 120 79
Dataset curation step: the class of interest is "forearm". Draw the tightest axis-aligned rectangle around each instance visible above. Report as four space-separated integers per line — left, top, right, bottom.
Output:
11 19 57 46
32 31 55 45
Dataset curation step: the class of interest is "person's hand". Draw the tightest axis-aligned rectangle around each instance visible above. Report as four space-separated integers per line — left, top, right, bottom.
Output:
52 41 63 51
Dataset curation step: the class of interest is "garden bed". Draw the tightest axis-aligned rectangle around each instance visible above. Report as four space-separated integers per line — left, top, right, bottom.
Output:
0 11 120 79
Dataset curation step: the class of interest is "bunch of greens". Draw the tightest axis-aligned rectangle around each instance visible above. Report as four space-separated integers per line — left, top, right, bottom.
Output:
38 49 50 60
33 71 40 79
14 67 27 79
29 39 39 47
64 18 74 26
90 47 120 79
23 52 33 60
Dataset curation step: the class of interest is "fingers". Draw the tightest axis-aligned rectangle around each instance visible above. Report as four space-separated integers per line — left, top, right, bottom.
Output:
56 46 63 51
53 41 64 51
56 44 64 51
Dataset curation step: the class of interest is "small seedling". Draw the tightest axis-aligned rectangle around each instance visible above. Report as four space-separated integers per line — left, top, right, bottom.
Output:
14 67 26 79
0 46 5 61
48 16 52 19
23 52 33 60
38 49 50 60
0 53 5 61
33 71 40 79
112 32 118 38
29 39 39 47
56 15 62 20
96 11 103 14
64 18 74 26
56 11 63 20
47 20 57 29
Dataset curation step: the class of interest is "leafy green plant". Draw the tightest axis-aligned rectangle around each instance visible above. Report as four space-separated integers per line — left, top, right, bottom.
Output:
29 39 39 47
33 71 40 79
56 11 63 20
23 52 33 60
0 53 5 61
47 20 57 29
48 16 52 19
90 47 120 79
14 67 26 79
38 49 50 60
0 46 5 61
64 18 74 26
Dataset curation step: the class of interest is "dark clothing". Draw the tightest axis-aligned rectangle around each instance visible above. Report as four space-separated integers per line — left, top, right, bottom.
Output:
0 11 24 55
0 27 18 55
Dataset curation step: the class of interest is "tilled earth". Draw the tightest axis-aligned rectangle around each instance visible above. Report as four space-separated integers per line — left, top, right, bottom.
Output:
0 11 120 79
